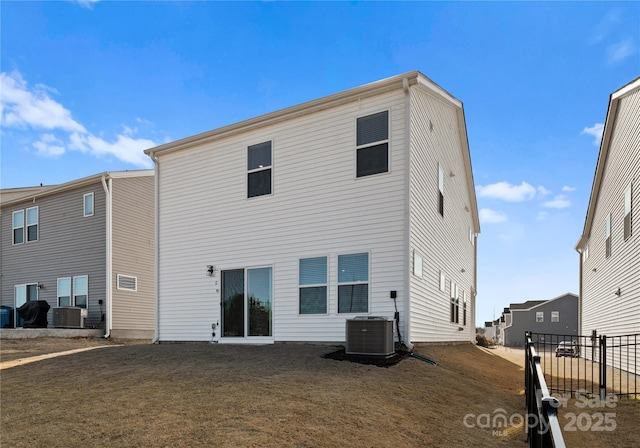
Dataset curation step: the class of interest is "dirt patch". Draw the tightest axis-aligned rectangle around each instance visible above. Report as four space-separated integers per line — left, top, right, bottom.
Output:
0 339 637 447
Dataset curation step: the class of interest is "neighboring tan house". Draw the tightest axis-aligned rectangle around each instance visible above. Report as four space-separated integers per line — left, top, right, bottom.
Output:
146 70 480 344
1 170 155 339
501 294 578 347
575 77 640 373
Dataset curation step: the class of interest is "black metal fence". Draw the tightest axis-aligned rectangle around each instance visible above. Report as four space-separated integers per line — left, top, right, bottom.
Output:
525 333 566 447
529 331 639 399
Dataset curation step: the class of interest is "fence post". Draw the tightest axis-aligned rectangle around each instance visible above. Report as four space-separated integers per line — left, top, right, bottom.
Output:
599 335 607 401
591 329 597 361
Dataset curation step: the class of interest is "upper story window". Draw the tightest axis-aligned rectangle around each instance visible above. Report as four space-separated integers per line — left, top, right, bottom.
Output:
337 253 369 313
551 311 559 322
26 207 38 242
582 244 589 263
247 141 272 198
536 311 544 323
624 184 632 240
356 111 389 177
12 210 24 245
605 213 611 258
439 271 446 292
413 250 423 277
12 207 38 244
84 192 94 217
438 163 444 216
299 257 328 314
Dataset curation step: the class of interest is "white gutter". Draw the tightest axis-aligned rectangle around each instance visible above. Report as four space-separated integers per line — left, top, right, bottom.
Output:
150 152 160 344
101 175 113 338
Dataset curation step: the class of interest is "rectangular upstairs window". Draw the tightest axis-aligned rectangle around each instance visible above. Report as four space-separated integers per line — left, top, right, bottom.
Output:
247 141 272 198
84 192 94 217
12 210 24 245
551 311 559 322
605 213 611 258
624 184 632 240
438 163 444 216
356 111 389 177
536 312 544 323
299 257 328 314
26 206 38 242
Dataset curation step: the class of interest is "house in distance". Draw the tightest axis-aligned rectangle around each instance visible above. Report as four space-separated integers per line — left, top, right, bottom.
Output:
146 71 480 345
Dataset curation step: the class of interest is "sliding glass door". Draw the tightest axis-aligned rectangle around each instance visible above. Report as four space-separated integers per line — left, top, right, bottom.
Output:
222 267 272 338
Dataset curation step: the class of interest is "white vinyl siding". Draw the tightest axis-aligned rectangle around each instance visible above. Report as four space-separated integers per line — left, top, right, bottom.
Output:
156 88 407 342
581 82 640 352
408 86 476 343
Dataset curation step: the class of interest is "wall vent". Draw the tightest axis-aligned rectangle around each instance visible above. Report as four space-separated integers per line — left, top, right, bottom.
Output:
345 317 394 356
117 274 137 291
52 307 83 328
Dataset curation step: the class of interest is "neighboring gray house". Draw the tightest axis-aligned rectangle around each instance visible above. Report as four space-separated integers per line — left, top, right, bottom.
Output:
1 170 155 339
502 293 578 347
575 77 640 374
146 70 480 344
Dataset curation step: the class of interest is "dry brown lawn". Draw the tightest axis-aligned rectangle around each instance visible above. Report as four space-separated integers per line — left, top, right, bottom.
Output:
0 338 638 447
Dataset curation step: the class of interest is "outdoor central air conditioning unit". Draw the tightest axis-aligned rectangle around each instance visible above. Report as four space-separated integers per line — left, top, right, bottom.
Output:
52 307 84 328
345 316 395 356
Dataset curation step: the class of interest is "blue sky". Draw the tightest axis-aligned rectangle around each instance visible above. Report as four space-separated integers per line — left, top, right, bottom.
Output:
2 1 639 326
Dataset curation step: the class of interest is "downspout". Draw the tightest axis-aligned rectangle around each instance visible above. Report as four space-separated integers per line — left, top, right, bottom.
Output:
402 77 413 348
150 152 160 344
101 175 113 338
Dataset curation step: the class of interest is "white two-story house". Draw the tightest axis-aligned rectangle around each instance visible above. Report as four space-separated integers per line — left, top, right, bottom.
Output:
575 77 640 372
146 71 480 345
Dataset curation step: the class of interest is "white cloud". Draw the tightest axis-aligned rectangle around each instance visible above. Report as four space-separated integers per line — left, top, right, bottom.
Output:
1 70 156 168
582 123 604 146
562 186 576 192
33 134 65 157
479 208 508 224
1 71 86 133
607 38 636 64
536 186 552 198
476 181 537 202
73 0 100 9
542 195 571 209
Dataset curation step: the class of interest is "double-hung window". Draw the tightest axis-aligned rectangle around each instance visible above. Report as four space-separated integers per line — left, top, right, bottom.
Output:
26 207 38 242
12 210 24 245
247 141 272 198
438 164 444 216
605 213 612 257
337 253 369 313
356 111 389 177
450 281 459 324
57 277 72 307
536 312 544 323
624 184 632 240
551 311 559 322
84 193 94 217
299 257 327 314
73 276 88 308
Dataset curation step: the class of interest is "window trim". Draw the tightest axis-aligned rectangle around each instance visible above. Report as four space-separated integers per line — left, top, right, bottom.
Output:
12 210 24 245
57 277 72 307
298 256 328 315
624 183 632 240
355 110 390 178
72 275 89 309
605 213 611 258
413 250 423 277
337 252 370 314
26 206 38 242
247 140 273 199
84 192 94 217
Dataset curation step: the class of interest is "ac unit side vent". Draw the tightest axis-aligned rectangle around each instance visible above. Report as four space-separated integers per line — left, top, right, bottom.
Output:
52 307 83 328
345 318 394 356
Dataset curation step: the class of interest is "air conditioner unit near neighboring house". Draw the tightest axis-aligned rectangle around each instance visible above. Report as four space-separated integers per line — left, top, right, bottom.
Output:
345 316 395 356
52 307 84 328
